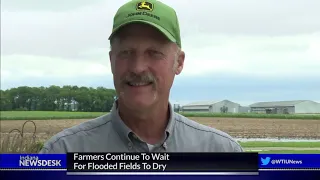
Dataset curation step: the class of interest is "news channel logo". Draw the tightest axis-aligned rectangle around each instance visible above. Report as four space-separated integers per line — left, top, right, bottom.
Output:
260 157 271 166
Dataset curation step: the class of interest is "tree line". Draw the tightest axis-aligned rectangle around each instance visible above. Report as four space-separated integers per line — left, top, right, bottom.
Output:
0 85 117 112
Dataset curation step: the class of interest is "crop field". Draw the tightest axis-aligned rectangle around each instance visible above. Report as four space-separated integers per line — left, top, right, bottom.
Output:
1 111 320 120
1 111 320 153
247 150 320 154
0 111 106 120
239 141 320 148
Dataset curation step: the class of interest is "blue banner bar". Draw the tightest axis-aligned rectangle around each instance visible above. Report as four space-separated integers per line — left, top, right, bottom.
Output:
259 154 320 168
1 154 319 169
0 154 66 168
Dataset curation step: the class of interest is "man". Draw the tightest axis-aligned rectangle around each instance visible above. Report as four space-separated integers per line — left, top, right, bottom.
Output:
39 0 243 153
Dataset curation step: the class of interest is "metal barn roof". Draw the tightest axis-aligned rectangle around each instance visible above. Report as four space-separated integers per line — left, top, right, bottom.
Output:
183 100 222 107
249 100 309 108
182 106 210 110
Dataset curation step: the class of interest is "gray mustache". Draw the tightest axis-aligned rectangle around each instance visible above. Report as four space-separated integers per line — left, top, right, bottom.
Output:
122 72 156 84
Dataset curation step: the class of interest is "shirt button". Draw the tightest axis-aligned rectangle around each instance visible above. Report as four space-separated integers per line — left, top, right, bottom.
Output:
128 142 133 149
132 134 137 139
163 142 167 149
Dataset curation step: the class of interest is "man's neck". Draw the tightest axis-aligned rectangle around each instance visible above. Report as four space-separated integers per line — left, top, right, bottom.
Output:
117 101 170 145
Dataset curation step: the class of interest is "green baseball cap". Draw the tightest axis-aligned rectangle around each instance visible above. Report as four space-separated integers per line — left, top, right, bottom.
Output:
108 0 181 48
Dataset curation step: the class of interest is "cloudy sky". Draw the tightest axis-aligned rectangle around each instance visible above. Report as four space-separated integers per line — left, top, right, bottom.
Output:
1 0 319 105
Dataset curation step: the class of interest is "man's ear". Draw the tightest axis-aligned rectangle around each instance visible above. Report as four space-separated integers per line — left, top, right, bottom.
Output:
109 51 114 74
109 50 112 63
175 51 185 75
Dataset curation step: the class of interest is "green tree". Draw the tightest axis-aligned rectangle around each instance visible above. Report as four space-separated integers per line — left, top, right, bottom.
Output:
0 85 116 112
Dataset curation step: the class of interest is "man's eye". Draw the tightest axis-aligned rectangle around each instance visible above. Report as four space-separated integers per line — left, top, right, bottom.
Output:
120 50 131 55
149 50 160 54
118 50 133 58
148 50 163 57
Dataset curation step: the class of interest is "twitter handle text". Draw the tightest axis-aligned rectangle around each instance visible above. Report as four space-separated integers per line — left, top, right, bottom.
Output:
270 159 303 165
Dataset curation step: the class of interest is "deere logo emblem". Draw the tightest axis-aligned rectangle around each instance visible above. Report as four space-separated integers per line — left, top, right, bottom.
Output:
136 1 153 11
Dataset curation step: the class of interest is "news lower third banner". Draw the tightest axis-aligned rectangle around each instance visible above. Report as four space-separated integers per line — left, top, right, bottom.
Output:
67 153 258 172
0 153 258 172
0 153 320 172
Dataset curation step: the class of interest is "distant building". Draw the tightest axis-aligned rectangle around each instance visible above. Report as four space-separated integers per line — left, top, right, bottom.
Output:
64 100 79 111
181 100 242 113
173 104 181 112
249 100 320 114
239 106 250 113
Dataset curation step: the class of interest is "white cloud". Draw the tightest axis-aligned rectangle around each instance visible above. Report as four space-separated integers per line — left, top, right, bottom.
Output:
0 55 111 82
181 32 320 77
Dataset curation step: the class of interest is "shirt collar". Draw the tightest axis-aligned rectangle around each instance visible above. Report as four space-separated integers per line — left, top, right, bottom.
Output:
110 101 176 143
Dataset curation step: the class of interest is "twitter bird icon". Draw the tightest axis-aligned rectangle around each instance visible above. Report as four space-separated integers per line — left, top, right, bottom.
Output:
261 157 271 165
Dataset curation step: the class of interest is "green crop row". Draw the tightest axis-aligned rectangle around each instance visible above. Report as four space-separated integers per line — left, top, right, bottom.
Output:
239 141 320 148
248 150 320 154
0 111 106 120
180 112 320 120
1 111 320 120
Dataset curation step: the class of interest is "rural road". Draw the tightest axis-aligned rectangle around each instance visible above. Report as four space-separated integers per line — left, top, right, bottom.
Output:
244 147 320 151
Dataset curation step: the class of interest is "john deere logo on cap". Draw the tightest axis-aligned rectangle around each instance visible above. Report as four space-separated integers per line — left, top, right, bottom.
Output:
136 1 153 11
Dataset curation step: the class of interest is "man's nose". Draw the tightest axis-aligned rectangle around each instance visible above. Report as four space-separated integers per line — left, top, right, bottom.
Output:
129 55 149 74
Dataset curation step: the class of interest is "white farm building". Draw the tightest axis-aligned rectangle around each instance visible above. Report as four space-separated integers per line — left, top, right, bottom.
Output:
181 100 247 113
249 100 320 114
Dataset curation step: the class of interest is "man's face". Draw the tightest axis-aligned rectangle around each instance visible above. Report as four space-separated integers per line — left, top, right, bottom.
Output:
109 23 184 110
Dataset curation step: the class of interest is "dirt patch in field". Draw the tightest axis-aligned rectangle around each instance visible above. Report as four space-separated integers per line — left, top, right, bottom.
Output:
190 117 320 139
1 118 319 141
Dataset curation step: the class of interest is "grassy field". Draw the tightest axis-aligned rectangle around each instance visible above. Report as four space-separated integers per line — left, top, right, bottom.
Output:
181 112 320 120
1 111 320 120
239 141 320 148
0 111 106 120
242 141 320 154
249 150 320 154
